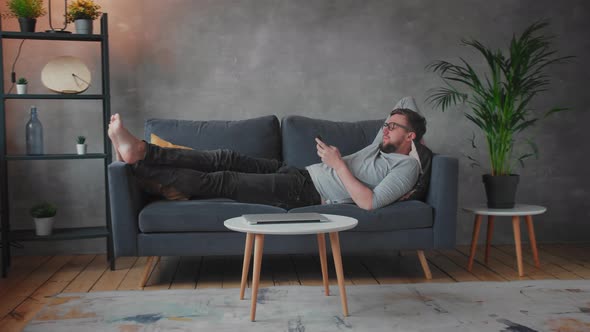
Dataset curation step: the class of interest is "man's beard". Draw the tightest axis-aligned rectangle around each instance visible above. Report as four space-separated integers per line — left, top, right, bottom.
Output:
379 142 397 153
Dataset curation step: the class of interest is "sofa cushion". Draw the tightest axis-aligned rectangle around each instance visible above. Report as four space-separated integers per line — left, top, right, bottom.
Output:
144 115 282 160
398 142 433 202
150 133 193 150
281 116 382 168
372 96 423 145
288 200 432 232
139 199 286 233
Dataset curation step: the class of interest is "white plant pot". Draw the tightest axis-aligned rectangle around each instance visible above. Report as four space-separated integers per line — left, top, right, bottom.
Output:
34 217 54 236
76 144 87 155
16 84 27 94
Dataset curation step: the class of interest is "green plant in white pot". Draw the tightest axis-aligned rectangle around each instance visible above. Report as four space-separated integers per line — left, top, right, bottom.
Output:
427 20 573 208
76 135 87 155
30 202 57 236
16 77 28 94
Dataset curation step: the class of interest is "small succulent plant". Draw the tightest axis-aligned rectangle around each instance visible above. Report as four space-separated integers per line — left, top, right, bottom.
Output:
30 202 57 218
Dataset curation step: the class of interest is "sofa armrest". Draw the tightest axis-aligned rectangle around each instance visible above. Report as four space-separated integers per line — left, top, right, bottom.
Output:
426 155 459 249
108 161 145 256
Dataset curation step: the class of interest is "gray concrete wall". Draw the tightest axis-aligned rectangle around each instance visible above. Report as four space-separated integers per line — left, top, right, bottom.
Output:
2 0 589 255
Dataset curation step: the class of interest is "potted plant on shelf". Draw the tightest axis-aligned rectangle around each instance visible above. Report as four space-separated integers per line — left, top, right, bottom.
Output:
427 20 573 208
2 0 47 32
76 135 87 155
16 77 28 94
30 201 57 236
66 0 102 34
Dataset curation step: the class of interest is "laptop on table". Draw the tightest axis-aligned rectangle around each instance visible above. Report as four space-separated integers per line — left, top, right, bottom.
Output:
243 213 328 225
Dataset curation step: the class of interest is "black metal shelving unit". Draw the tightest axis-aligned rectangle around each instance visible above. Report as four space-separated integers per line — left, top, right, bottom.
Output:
0 14 113 277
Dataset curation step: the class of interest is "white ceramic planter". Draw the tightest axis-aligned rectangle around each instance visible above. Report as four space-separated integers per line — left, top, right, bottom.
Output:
16 84 27 94
76 144 87 155
74 19 93 34
34 217 54 236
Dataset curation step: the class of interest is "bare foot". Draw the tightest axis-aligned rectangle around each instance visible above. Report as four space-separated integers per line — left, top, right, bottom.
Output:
107 116 121 160
108 115 124 161
107 114 145 164
114 147 123 161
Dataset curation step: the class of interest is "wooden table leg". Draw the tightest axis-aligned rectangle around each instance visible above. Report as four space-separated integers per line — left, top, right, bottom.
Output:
512 216 524 277
317 233 329 296
467 214 482 271
240 232 254 300
250 234 264 322
525 215 541 268
329 232 348 317
485 216 495 264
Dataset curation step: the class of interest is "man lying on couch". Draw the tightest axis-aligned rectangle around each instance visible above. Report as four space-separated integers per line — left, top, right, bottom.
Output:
107 108 428 211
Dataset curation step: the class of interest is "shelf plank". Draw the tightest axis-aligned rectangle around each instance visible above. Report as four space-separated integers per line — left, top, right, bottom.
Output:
4 94 104 100
0 31 102 41
5 153 107 160
10 227 109 241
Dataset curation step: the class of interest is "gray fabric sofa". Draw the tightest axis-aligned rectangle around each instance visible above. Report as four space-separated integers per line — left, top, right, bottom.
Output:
108 115 458 283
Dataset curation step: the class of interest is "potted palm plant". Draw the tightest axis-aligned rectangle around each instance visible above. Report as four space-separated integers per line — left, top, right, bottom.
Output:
66 0 101 34
2 0 46 32
427 21 573 208
30 201 57 236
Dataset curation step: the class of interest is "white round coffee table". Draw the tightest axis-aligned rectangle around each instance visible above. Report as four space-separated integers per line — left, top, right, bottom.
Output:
224 214 358 321
463 204 547 277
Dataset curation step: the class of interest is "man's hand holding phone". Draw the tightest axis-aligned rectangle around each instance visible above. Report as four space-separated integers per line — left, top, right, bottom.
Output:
315 135 343 170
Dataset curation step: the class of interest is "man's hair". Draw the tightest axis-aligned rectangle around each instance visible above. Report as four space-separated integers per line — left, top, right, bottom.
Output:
390 108 427 141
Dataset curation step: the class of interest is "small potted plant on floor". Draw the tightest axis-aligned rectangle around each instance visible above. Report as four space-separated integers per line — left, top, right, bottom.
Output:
66 0 102 34
30 201 57 236
76 135 87 155
16 77 28 94
2 0 46 32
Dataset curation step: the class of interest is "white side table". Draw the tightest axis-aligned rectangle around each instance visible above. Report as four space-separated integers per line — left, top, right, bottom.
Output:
224 214 358 321
463 204 547 277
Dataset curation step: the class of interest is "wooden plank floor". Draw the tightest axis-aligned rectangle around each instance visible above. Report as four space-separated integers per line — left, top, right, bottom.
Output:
0 243 588 331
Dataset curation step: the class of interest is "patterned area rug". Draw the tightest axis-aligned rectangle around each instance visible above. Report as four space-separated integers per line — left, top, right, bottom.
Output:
25 280 590 332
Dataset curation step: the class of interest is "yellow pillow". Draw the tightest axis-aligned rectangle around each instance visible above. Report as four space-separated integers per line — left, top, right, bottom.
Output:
150 133 193 150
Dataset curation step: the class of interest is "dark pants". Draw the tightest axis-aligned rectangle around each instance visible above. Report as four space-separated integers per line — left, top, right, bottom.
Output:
132 143 322 209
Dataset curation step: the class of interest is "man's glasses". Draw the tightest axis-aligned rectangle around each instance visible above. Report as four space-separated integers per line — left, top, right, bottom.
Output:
383 121 412 132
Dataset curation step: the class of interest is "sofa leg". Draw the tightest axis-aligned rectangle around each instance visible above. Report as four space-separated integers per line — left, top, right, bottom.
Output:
417 250 432 280
139 256 160 288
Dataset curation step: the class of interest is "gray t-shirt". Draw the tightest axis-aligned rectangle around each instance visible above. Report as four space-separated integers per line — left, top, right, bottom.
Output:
306 143 420 209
